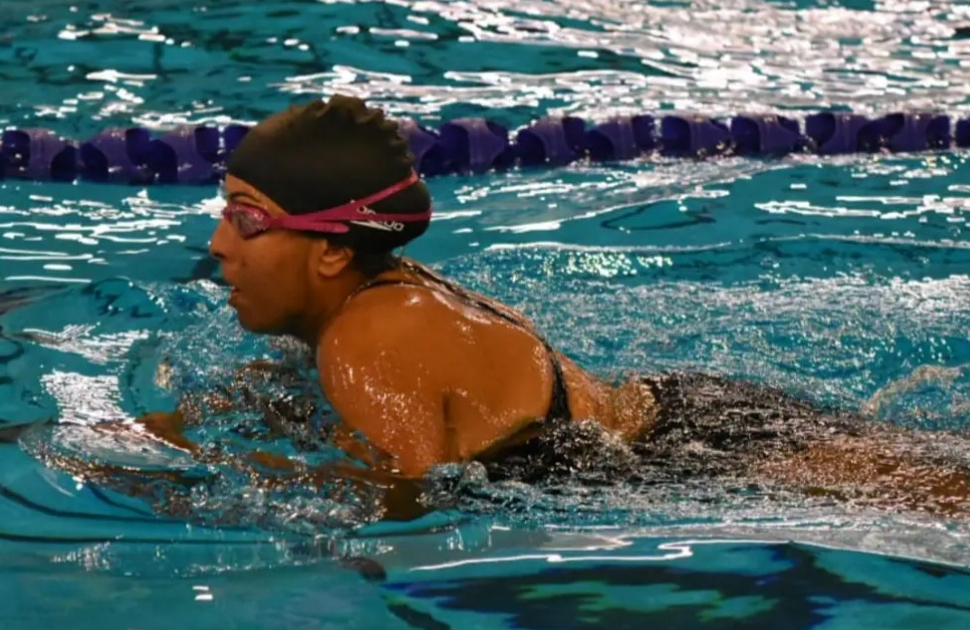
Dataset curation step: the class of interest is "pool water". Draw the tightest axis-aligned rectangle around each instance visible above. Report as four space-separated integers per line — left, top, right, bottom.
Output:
3 0 970 628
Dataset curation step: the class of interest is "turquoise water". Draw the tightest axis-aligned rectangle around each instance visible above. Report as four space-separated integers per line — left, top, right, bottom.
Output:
3 0 970 628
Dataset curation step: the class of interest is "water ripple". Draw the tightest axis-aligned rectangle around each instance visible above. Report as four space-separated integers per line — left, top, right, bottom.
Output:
1 0 970 132
3 0 970 595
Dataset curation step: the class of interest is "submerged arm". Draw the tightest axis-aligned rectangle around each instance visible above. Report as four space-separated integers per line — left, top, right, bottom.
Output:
0 419 54 444
134 356 322 451
102 357 444 521
753 433 970 518
248 448 433 521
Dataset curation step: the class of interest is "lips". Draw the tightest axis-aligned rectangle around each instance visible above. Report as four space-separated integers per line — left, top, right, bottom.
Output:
223 277 241 304
221 268 241 304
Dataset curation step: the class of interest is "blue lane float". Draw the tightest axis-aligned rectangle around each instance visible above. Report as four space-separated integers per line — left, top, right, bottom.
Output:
661 115 733 158
516 116 588 166
439 118 517 173
1 110 969 185
1 128 78 182
145 125 222 185
588 115 655 161
79 127 154 184
730 115 803 156
804 113 872 154
957 119 970 148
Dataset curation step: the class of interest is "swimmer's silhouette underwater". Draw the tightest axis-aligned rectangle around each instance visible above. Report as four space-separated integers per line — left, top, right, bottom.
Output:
6 95 970 523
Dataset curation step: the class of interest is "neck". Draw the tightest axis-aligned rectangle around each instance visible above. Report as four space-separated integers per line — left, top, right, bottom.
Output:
291 268 372 349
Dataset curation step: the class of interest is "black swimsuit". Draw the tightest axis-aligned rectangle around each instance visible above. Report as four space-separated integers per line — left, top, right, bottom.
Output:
345 264 883 487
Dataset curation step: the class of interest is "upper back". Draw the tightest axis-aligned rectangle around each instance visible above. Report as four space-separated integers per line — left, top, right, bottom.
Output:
317 261 561 461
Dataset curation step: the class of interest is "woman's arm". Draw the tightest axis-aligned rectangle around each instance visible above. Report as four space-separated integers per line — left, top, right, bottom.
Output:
753 434 970 518
0 420 53 444
135 355 323 450
249 451 432 521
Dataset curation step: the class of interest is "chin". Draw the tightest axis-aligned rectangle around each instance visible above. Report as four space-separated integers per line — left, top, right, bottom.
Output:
235 310 295 337
238 319 284 336
233 308 272 334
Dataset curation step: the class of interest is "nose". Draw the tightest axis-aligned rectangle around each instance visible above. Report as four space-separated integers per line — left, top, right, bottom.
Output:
208 218 233 261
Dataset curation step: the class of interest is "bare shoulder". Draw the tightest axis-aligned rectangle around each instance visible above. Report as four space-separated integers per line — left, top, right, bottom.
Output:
313 284 454 478
316 283 453 379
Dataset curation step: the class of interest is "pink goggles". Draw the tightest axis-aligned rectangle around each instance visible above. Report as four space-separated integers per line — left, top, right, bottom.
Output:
221 170 431 238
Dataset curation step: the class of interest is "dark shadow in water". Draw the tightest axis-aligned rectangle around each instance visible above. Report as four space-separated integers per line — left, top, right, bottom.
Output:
174 246 228 285
0 285 62 319
383 544 970 630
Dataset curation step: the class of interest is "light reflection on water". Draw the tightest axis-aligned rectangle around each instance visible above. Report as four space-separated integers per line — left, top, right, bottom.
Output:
2 1 970 614
2 0 970 131
0 152 968 286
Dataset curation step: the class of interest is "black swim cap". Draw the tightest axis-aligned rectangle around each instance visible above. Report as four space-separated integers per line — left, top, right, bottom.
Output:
227 94 432 253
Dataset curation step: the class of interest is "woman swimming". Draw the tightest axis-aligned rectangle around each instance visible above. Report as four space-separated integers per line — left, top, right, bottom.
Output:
23 94 970 520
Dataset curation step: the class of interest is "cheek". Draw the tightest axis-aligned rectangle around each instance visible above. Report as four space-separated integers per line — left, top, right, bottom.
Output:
242 240 309 323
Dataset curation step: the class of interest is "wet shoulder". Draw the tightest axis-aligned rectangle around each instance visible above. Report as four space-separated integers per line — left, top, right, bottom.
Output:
318 283 456 367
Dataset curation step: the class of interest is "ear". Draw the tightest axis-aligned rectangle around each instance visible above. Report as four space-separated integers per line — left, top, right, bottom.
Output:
310 238 355 278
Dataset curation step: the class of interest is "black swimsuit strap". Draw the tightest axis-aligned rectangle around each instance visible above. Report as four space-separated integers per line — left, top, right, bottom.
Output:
346 267 572 422
541 343 571 423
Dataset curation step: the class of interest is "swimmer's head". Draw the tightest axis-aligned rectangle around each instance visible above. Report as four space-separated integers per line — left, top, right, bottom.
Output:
209 94 433 336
